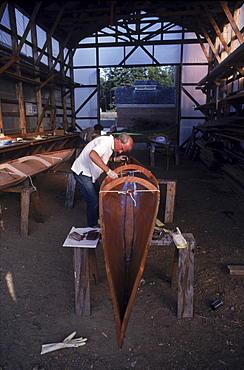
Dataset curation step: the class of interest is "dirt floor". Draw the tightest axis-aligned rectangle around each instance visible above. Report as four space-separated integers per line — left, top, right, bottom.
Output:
0 147 243 370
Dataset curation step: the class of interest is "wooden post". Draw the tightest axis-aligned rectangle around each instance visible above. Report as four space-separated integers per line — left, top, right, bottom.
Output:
165 181 177 223
20 188 31 237
8 3 27 135
65 173 76 208
3 182 43 236
73 248 91 316
157 179 177 224
171 246 179 287
89 249 99 284
177 234 195 319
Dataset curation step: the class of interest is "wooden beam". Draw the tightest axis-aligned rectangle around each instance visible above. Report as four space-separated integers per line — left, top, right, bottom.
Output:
227 265 244 275
8 3 26 135
0 2 7 20
195 32 211 63
36 2 66 65
49 23 76 73
220 1 244 45
35 73 57 92
196 18 221 63
0 2 41 75
35 93 51 134
31 22 43 132
202 2 230 55
177 234 195 318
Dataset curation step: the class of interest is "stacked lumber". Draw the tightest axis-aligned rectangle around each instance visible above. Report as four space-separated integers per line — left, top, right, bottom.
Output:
195 137 225 169
222 163 244 200
196 117 244 142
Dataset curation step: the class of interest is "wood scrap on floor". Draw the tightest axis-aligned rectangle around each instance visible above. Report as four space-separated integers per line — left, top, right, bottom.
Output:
227 265 244 275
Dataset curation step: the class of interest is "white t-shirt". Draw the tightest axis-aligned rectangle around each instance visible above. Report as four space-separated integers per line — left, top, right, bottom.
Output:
71 135 114 182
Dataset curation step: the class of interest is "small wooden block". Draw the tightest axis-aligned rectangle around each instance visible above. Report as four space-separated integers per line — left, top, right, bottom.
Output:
227 265 244 275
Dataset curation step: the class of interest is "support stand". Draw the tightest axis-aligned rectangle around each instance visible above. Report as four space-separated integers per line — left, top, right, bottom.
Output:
151 233 195 319
2 179 43 236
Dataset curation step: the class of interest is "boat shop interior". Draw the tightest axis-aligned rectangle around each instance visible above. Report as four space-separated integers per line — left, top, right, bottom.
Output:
0 2 244 369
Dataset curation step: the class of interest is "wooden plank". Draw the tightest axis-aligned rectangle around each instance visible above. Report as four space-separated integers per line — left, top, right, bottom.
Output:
30 190 43 223
89 249 99 284
220 1 244 44
227 265 244 275
165 181 177 223
171 246 179 287
157 179 177 224
177 234 195 319
20 188 31 237
73 248 90 316
65 172 76 208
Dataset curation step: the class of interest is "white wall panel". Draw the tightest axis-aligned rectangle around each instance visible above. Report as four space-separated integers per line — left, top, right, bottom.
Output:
99 47 124 66
74 48 96 67
125 46 154 65
74 68 97 85
154 44 181 64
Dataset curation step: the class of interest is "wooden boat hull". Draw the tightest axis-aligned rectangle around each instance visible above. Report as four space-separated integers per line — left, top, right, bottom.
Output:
99 157 160 348
0 149 74 191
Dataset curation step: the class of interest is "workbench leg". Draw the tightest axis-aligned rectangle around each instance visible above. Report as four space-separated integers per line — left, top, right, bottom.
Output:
20 189 30 237
30 190 44 223
73 248 90 316
65 173 76 208
171 246 179 287
164 181 176 223
89 249 99 284
177 235 195 318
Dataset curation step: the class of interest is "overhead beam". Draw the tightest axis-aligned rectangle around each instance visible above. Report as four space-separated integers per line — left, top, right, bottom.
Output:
0 2 41 75
220 1 244 44
36 2 66 65
202 2 230 55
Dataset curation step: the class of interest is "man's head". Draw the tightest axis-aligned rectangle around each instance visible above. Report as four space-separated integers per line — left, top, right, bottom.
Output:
94 124 103 133
114 133 134 153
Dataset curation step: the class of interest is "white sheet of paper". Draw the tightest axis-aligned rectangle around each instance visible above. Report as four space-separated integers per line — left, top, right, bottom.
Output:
63 227 101 248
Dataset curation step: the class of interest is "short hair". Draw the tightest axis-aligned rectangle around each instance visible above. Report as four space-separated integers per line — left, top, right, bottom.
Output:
94 124 103 131
118 132 130 144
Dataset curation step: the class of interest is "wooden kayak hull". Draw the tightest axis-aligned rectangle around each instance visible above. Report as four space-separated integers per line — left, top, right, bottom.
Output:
0 149 74 191
99 157 160 348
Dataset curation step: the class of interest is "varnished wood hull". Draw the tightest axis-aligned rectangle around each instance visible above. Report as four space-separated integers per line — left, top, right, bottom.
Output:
99 157 160 348
0 149 74 191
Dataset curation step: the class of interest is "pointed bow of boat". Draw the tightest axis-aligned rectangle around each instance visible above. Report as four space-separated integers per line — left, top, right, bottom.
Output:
99 157 160 348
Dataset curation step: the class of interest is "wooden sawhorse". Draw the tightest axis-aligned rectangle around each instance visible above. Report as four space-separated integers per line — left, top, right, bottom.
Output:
2 179 43 237
64 232 194 319
73 247 99 316
63 227 100 316
151 233 195 318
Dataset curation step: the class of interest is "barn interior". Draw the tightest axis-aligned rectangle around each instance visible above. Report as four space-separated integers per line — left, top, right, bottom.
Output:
0 2 244 369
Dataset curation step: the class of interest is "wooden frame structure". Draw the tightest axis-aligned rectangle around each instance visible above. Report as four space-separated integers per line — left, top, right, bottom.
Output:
0 2 243 139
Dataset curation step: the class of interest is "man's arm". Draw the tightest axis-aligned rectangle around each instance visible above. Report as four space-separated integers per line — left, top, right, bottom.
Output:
89 150 118 179
89 150 110 173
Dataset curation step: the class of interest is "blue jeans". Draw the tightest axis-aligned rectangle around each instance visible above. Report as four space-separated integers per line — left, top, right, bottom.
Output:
73 171 99 227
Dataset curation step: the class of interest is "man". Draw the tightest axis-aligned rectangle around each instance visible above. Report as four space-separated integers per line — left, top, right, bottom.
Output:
71 133 134 228
80 123 103 144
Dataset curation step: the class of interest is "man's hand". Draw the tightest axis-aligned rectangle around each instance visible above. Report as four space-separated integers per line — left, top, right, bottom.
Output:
107 169 118 180
114 155 128 163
